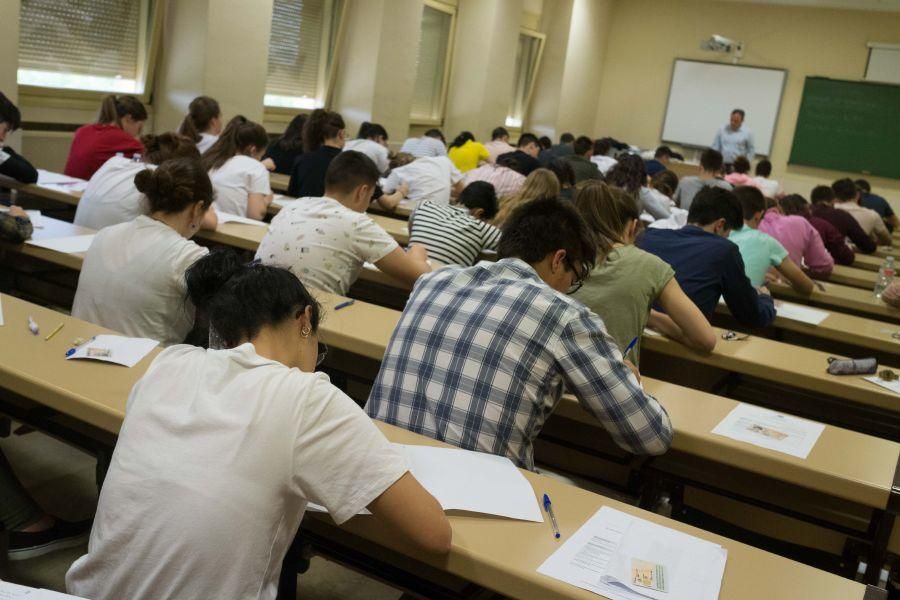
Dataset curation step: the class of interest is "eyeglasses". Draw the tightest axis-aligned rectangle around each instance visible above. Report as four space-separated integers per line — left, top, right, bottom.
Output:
316 342 328 367
564 258 586 295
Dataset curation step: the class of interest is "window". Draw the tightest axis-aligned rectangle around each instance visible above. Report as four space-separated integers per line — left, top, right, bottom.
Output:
265 0 343 110
410 2 455 122
506 30 545 128
18 0 155 94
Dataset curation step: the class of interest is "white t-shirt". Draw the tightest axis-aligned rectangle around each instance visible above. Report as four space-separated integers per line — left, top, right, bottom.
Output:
399 136 447 158
381 156 463 206
256 196 399 295
753 176 782 199
590 155 618 175
343 138 390 174
66 343 408 600
197 133 218 154
72 216 208 345
74 156 149 230
209 155 271 217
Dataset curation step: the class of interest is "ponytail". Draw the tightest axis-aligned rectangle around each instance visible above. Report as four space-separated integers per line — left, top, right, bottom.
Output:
97 94 147 126
449 131 475 150
178 96 221 143
185 249 321 348
201 115 269 171
357 121 388 142
302 109 345 153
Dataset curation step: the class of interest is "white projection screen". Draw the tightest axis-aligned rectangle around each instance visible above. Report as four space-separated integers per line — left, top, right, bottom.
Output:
661 59 787 156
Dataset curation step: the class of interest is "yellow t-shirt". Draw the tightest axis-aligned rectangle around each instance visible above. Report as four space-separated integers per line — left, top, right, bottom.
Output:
448 140 490 173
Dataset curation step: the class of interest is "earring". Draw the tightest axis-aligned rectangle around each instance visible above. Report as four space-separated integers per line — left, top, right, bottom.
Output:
190 222 198 230
300 326 311 338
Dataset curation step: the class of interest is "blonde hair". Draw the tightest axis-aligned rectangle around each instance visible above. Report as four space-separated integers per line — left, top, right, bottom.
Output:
493 168 561 227
573 180 633 258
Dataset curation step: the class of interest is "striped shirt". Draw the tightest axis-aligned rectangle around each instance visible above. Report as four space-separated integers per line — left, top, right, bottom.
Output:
463 164 525 199
408 201 501 267
366 258 673 470
399 136 447 158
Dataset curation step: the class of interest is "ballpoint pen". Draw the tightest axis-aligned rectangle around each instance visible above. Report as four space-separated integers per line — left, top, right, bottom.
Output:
543 493 561 539
623 336 639 358
334 299 355 310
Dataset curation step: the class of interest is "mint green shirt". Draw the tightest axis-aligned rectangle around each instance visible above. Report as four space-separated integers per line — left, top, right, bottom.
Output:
729 226 788 287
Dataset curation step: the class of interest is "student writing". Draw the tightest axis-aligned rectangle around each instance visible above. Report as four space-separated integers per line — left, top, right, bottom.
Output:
203 116 273 220
263 113 307 175
64 94 147 180
178 95 223 155
288 108 345 198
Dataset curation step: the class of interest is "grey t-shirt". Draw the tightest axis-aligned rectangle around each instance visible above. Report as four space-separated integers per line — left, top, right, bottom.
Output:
673 176 733 212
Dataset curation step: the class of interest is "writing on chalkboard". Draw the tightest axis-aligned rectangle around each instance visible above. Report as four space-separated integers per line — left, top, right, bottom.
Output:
789 77 900 179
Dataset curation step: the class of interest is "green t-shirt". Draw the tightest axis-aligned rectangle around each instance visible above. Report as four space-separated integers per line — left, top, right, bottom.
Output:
573 245 674 364
728 226 788 287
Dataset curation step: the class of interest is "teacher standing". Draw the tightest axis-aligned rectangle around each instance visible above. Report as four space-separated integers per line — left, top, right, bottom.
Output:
711 108 755 171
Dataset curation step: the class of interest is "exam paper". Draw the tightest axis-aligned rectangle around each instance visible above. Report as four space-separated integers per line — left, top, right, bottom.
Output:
38 182 89 194
537 507 726 600
26 235 96 254
774 301 829 326
865 375 900 396
272 194 297 207
36 170 86 186
215 210 269 227
711 403 825 459
396 444 543 522
65 335 158 368
0 582 86 599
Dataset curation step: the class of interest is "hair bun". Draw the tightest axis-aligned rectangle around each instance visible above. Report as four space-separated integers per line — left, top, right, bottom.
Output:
185 249 244 313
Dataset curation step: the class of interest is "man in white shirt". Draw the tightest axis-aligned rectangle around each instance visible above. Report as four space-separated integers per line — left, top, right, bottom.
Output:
343 122 390 174
381 153 465 207
399 129 447 158
483 126 516 163
752 159 783 199
832 177 891 246
590 138 617 175
257 151 431 295
711 108 755 168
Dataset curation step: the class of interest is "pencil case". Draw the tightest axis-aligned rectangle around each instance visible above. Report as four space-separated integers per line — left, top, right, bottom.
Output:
826 357 877 375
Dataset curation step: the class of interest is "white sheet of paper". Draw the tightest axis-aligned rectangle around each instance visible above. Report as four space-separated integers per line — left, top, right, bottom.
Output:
774 301 829 325
864 375 900 396
272 194 297 207
26 235 96 254
65 334 158 368
36 169 86 186
214 209 268 227
395 444 543 522
537 506 727 600
711 403 825 459
38 182 89 194
0 582 86 600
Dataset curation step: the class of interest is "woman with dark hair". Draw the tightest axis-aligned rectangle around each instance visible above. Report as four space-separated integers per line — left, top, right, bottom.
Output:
547 158 576 202
74 132 214 231
178 96 223 154
204 116 273 219
573 181 715 363
0 91 38 184
288 108 345 197
73 158 215 345
64 94 147 179
447 130 489 173
724 156 761 189
263 113 307 175
344 121 390 173
608 153 672 221
66 249 452 600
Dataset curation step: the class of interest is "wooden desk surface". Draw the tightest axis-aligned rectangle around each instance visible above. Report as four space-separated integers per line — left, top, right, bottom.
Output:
0 294 879 600
772 280 900 324
828 264 877 290
855 253 886 271
270 172 290 193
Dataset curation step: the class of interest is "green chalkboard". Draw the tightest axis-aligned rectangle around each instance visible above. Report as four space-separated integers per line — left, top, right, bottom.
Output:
789 77 900 179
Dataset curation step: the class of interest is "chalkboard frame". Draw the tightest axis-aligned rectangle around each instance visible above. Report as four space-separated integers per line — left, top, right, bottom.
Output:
788 76 900 179
659 58 788 156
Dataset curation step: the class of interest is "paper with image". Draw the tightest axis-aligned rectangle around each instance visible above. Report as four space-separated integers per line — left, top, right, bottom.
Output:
537 506 726 600
711 403 825 459
65 334 158 368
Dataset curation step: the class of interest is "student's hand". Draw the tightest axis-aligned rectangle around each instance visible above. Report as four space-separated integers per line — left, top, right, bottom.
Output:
764 271 783 286
8 205 27 218
261 158 276 171
624 359 642 384
757 285 771 296
397 182 410 198
407 243 428 262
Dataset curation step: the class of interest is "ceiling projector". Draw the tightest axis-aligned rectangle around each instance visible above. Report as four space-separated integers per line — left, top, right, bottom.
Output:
701 34 738 52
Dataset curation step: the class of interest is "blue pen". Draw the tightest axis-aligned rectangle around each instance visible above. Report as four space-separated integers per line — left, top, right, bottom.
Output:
543 493 561 539
334 299 355 310
623 336 639 358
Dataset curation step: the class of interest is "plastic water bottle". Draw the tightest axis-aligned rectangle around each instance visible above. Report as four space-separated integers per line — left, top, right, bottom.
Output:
873 256 896 299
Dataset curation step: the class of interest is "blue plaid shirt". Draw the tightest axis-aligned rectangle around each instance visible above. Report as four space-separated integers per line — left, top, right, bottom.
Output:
366 258 672 470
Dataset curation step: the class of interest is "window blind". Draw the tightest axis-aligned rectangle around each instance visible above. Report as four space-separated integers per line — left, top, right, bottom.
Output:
19 0 142 82
507 33 543 127
266 0 326 104
411 5 453 120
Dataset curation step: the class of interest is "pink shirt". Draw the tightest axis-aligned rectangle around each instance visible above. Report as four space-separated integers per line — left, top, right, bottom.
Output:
483 139 516 163
724 172 762 189
759 209 833 275
464 163 526 199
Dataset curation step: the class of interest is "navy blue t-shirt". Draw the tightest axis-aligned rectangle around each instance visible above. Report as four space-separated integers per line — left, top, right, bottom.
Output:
644 159 666 177
639 225 775 328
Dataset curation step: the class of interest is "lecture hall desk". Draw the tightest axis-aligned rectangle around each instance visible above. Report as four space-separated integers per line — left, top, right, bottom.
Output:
0 294 886 600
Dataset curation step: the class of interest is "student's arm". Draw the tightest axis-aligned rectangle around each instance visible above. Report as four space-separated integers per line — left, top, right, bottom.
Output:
558 316 673 456
819 222 856 265
374 244 432 286
721 246 776 328
640 187 672 220
0 147 39 184
802 226 834 276
651 278 717 353
246 192 272 220
375 183 409 212
775 256 814 295
261 158 276 172
367 472 452 555
448 163 465 199
873 216 892 246
450 180 465 199
200 207 218 231
887 214 900 232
